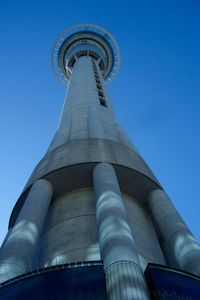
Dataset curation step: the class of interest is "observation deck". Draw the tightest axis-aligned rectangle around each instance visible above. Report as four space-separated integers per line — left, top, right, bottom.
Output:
52 24 120 85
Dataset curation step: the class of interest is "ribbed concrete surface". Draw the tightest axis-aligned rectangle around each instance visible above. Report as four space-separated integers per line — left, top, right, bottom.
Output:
106 261 149 300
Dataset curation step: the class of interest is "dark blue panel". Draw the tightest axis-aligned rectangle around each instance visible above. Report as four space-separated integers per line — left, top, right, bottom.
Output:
145 263 200 300
0 262 106 300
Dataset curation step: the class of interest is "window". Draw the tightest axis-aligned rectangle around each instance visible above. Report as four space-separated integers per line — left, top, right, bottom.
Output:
99 97 107 107
96 79 101 84
92 59 107 108
98 90 104 98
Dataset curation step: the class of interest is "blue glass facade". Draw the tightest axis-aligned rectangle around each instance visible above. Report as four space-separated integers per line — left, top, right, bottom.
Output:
0 262 106 300
145 263 200 300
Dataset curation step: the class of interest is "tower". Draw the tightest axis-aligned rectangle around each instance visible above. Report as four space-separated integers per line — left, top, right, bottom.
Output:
0 24 200 299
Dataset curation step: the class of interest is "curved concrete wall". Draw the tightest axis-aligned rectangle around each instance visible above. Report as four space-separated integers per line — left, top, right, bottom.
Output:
24 139 159 191
123 193 165 270
35 189 100 267
50 56 121 150
49 56 138 151
33 187 164 272
9 162 160 229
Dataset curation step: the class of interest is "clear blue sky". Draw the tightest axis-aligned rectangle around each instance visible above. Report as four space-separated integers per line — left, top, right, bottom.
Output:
0 1 200 246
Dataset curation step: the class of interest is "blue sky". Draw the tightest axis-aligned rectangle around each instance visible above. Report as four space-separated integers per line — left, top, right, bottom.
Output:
0 0 200 245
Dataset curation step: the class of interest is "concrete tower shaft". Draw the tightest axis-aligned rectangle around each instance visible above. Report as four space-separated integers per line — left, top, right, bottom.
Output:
1 24 200 299
49 56 119 150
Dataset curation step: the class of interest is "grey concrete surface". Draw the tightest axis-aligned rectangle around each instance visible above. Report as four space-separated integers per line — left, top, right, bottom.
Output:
9 162 160 229
148 189 200 276
0 179 53 282
50 56 120 149
34 189 100 267
124 193 166 270
88 104 105 139
106 261 150 300
24 138 159 191
93 162 149 299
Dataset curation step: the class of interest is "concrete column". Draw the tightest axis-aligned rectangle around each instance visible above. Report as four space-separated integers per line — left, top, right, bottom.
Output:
148 189 200 276
93 162 149 300
0 179 53 283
